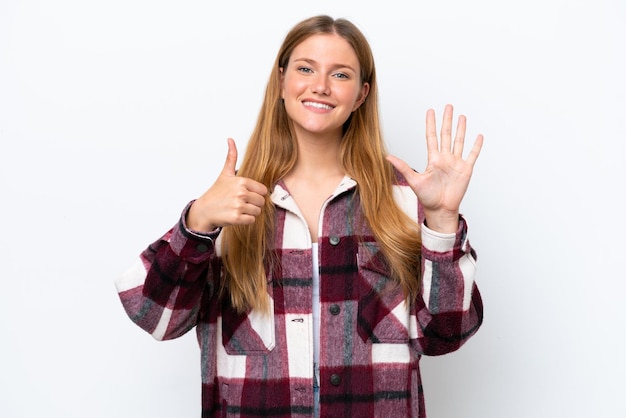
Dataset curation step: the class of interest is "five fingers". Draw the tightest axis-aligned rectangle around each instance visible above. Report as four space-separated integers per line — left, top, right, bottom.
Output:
426 104 482 164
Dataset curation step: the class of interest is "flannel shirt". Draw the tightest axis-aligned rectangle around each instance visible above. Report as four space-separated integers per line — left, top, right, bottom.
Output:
115 173 483 417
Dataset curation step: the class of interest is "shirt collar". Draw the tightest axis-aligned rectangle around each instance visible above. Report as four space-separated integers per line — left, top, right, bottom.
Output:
271 175 357 210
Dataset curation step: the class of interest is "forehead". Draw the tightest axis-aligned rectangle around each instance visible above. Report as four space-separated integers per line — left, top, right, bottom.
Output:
289 33 360 67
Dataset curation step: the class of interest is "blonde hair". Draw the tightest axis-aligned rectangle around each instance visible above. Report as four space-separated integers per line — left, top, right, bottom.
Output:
222 15 421 312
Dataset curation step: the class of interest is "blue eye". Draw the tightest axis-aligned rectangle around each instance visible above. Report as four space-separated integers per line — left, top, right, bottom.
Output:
298 66 313 73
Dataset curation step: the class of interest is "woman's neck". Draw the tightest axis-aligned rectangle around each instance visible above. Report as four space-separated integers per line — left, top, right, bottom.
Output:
290 133 344 179
283 135 346 243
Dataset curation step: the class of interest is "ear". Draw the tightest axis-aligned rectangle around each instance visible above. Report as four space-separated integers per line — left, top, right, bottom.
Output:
352 82 370 112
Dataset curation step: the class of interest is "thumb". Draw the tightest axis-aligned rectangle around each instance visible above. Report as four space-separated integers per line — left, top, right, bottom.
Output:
386 154 413 178
221 138 238 176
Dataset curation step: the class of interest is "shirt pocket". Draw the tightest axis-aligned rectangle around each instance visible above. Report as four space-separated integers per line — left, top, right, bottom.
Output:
220 298 276 355
357 241 411 344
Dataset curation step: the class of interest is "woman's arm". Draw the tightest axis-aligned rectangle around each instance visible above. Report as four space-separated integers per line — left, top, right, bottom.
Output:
115 203 221 341
412 217 483 355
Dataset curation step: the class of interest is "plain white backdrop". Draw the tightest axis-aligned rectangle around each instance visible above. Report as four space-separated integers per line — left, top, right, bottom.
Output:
1 1 624 417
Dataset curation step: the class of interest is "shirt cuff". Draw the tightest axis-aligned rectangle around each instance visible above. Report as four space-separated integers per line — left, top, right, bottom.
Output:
180 200 223 238
169 201 222 263
421 216 469 260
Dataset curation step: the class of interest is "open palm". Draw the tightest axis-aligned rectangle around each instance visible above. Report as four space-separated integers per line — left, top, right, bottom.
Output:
387 104 483 231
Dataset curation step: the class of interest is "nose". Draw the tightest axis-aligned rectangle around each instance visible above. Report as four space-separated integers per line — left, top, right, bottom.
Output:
311 74 330 95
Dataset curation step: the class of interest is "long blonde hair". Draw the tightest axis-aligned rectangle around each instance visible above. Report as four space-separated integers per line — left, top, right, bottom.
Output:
222 15 422 313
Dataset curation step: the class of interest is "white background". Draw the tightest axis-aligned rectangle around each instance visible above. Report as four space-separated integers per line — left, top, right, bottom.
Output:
1 1 624 417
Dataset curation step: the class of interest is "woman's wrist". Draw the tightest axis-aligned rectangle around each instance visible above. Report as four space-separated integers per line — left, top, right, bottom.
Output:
423 209 460 234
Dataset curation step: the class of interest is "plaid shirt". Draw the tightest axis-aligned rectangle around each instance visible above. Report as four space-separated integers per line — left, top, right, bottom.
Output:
115 173 483 417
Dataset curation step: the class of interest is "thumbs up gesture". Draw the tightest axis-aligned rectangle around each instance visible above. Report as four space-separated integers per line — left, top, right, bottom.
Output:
187 138 269 233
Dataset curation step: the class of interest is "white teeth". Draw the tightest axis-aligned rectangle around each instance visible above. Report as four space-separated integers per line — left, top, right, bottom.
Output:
303 101 333 110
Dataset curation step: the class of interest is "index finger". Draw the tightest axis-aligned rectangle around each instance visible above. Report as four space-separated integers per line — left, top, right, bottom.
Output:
242 178 268 196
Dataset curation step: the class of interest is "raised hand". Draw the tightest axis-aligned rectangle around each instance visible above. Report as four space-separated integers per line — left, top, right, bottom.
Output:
187 138 268 232
386 104 483 233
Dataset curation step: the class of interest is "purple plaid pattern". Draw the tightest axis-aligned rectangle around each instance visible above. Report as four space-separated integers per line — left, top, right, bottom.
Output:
115 173 483 417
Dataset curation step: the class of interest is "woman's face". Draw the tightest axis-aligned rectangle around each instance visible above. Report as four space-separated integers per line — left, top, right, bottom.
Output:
280 33 369 141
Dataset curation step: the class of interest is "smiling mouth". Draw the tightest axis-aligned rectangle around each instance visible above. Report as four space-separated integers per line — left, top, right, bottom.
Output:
303 101 334 110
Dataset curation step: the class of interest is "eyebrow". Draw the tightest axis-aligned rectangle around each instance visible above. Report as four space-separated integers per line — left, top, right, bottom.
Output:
291 57 357 73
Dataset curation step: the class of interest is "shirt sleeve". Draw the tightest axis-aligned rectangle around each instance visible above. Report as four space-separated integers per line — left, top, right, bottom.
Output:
114 201 221 341
412 216 483 355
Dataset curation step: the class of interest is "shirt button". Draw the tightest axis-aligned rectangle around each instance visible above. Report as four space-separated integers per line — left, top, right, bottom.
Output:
329 236 340 246
329 304 340 315
330 374 341 386
197 243 209 252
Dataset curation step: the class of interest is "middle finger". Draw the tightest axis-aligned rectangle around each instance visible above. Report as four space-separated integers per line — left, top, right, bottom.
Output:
440 104 454 153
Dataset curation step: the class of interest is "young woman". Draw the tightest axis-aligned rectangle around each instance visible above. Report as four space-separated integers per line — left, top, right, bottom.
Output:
116 14 484 417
